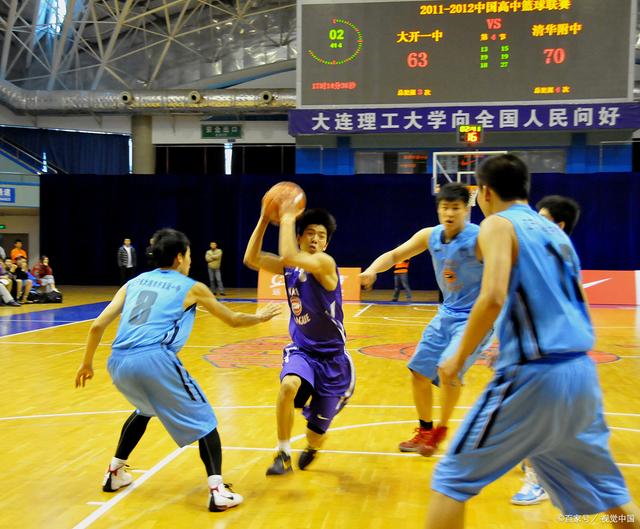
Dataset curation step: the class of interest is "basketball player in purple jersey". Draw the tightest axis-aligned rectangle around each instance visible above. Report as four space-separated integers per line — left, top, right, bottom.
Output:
244 202 355 475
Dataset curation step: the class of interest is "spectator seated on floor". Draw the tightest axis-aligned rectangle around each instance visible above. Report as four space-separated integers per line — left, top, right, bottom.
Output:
4 258 19 298
0 260 14 296
13 256 34 304
32 255 59 294
0 261 20 306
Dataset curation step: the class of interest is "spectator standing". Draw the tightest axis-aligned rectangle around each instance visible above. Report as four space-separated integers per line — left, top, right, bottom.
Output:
391 259 412 302
205 242 225 296
117 238 137 285
145 238 155 270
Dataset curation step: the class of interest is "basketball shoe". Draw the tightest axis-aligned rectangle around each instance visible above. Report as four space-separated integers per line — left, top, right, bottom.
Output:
418 426 448 457
266 451 293 475
398 427 433 452
511 469 549 505
298 447 318 470
102 463 133 492
209 482 243 512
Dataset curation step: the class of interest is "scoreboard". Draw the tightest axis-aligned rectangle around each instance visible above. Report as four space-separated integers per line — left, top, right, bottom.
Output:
297 0 634 107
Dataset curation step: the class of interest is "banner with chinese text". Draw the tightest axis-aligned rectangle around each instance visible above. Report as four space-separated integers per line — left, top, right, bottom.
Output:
289 103 639 135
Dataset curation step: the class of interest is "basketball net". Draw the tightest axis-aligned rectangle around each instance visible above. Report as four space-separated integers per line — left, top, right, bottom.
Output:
466 185 479 207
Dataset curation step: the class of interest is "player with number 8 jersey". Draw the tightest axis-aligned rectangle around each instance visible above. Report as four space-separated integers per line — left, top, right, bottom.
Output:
75 228 281 513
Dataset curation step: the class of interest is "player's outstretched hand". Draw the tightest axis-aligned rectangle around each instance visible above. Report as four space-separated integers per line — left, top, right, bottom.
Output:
359 270 377 290
257 302 282 322
75 364 94 388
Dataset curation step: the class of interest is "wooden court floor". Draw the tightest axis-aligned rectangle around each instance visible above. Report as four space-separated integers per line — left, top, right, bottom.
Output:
1 286 638 529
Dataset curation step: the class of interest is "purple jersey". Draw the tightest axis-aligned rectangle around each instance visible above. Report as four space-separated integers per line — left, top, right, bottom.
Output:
284 266 346 356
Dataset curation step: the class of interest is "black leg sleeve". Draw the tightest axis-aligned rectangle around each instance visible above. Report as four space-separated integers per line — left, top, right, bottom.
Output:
198 428 222 477
114 412 151 460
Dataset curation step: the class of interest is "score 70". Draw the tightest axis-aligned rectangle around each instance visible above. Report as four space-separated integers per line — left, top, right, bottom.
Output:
543 48 566 64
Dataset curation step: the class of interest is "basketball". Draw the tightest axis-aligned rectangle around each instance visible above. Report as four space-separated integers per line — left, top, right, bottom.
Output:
262 181 306 225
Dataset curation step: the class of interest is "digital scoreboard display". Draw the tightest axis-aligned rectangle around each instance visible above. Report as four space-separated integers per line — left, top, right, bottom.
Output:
297 0 634 108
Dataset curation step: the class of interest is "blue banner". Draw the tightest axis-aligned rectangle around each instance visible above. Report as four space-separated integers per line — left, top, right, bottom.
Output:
289 103 640 135
0 186 15 203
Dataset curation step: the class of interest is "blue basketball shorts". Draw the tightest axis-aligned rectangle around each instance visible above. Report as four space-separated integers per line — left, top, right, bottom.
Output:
108 346 218 447
280 344 355 433
431 354 631 515
408 309 493 385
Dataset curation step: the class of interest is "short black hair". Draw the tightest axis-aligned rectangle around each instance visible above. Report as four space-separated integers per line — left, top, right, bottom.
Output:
296 208 337 241
14 239 22 244
152 228 190 267
436 182 471 206
476 154 530 201
536 195 581 235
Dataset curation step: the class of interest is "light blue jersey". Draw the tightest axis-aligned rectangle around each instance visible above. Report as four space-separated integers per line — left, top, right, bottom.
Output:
432 203 629 516
112 269 196 354
108 268 216 447
408 223 489 384
429 223 483 314
494 204 594 369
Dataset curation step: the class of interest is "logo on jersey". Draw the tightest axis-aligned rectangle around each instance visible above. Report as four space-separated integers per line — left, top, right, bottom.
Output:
290 295 303 316
443 268 457 283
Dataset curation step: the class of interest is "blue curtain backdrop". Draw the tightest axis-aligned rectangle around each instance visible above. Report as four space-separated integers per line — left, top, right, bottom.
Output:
0 126 129 174
40 172 640 287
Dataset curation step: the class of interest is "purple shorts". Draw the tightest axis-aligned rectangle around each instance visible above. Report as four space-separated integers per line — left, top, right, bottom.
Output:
280 344 355 433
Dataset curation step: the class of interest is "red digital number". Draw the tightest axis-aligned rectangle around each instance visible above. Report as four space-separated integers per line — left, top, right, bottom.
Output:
543 48 566 64
466 132 479 143
407 52 429 68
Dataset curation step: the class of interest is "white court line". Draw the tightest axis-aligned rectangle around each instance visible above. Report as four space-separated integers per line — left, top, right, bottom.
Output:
71 446 187 529
0 319 91 323
0 317 97 339
353 304 373 318
4 406 640 422
382 317 425 325
45 345 86 358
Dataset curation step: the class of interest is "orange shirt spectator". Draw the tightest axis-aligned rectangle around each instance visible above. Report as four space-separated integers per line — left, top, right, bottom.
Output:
10 239 27 262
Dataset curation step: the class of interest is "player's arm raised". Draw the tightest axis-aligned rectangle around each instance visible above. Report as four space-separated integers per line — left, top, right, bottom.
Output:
360 227 433 290
243 205 284 275
186 282 281 327
75 285 127 387
439 215 515 381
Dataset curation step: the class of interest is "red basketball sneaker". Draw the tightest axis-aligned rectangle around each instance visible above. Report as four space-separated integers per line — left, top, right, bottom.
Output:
398 427 433 452
418 426 448 457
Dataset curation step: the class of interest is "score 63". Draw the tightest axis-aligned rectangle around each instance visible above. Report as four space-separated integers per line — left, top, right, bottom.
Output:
407 51 429 68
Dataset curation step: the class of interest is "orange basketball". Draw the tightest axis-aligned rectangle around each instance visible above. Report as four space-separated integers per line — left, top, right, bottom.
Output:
262 181 306 225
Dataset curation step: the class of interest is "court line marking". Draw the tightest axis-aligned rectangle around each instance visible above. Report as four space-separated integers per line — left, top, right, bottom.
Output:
71 446 187 529
66 417 640 527
353 304 373 318
3 406 640 421
45 345 86 358
186 445 640 468
0 317 97 339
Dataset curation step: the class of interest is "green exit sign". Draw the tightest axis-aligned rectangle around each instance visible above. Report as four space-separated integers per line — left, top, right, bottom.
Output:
201 124 243 139
0 224 6 229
